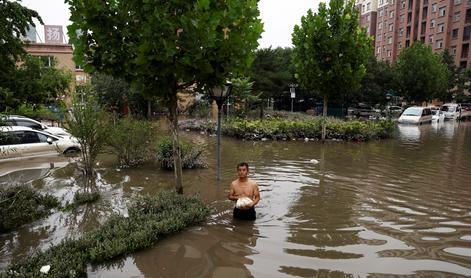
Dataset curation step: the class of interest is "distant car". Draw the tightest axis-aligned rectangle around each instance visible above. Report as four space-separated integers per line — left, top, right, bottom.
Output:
460 103 471 118
398 106 432 124
384 105 403 118
347 104 381 118
440 103 461 120
1 115 71 137
430 107 445 122
0 126 80 160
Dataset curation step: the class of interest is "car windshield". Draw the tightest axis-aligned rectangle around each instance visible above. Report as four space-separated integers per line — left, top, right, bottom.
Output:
431 110 438 115
402 108 422 116
441 106 455 112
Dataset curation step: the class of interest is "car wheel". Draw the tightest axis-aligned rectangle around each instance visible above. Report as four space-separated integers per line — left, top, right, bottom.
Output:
64 147 80 154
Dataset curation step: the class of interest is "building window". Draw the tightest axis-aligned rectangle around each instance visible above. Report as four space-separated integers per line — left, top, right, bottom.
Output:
380 9 384 16
387 50 392 57
398 42 403 49
407 12 412 23
390 10 395 18
430 19 436 28
455 0 462 5
452 28 459 38
438 23 445 33
389 24 394 31
367 2 371 11
451 46 457 55
400 15 405 22
362 5 365 12
439 7 446 17
379 22 383 29
432 3 437 12
377 46 382 53
402 1 406 8
436 40 443 49
429 35 434 43
378 34 382 41
366 14 370 21
380 0 384 5
399 28 404 36
390 0 394 4
454 12 461 22
39 56 53 67
388 36 393 44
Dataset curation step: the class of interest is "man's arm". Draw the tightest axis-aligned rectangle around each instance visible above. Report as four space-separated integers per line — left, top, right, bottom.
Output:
228 182 239 201
251 183 260 206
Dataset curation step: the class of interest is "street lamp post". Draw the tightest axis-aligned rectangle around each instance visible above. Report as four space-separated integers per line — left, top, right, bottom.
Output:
210 82 233 181
289 83 297 112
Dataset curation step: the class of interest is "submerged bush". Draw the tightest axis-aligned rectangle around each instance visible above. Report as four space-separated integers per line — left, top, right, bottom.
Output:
0 185 60 233
156 137 207 170
222 118 395 141
62 191 101 211
107 118 155 167
4 191 209 277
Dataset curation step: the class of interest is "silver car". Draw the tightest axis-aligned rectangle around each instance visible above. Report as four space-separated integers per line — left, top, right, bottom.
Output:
0 126 80 160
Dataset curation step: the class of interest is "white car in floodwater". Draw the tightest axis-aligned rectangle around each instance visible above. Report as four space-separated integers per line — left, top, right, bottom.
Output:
0 126 80 161
431 107 445 122
440 103 461 120
2 115 71 137
398 106 432 124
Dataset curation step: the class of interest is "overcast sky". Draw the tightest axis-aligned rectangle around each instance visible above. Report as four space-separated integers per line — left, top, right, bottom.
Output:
21 0 321 48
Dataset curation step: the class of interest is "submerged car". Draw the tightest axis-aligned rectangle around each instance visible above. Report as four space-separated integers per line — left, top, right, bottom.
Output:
0 126 80 160
430 107 445 122
440 103 461 120
2 115 71 137
398 106 432 124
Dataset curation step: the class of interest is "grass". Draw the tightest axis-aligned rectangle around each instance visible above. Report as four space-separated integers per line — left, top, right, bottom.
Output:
4 191 210 277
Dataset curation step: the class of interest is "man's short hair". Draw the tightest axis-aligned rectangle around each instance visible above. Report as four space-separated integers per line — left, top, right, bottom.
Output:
237 162 249 170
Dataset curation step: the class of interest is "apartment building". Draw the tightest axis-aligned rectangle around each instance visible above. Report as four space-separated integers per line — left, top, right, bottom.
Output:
358 0 471 67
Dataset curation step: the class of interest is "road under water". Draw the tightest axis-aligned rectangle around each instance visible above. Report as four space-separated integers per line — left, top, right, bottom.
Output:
1 120 471 277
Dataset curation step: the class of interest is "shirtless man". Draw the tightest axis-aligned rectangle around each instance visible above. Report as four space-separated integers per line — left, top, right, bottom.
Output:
228 162 260 220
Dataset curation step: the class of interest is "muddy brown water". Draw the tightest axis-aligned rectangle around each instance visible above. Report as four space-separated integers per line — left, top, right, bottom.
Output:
1 120 471 277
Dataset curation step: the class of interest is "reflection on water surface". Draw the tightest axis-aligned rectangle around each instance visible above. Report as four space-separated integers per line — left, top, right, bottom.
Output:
1 121 471 277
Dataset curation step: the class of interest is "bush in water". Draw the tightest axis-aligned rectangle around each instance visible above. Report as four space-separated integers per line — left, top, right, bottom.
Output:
156 137 207 170
62 191 101 211
4 191 210 277
0 185 60 233
107 118 155 167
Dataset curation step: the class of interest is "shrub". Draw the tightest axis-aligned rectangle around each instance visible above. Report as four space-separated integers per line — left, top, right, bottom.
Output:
222 118 395 141
106 118 155 167
156 137 207 170
62 191 101 211
0 185 60 233
4 191 210 277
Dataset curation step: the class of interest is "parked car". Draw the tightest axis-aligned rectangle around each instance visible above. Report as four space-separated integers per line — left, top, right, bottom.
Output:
347 104 381 119
398 106 432 124
383 105 403 118
0 126 80 160
430 107 445 122
460 103 471 118
440 103 461 120
1 115 70 137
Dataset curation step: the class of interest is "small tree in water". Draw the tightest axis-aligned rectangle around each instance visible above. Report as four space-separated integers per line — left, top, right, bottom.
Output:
66 85 108 190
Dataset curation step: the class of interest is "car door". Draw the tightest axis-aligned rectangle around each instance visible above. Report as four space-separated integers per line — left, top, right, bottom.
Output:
0 131 22 159
18 131 57 158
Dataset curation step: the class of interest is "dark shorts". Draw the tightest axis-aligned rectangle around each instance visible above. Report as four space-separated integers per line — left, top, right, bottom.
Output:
233 207 256 221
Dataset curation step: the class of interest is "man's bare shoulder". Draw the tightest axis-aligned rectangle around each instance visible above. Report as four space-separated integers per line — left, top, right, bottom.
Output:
247 178 258 187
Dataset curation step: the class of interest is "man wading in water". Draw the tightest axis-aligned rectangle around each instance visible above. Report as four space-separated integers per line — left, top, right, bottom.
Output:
228 162 260 220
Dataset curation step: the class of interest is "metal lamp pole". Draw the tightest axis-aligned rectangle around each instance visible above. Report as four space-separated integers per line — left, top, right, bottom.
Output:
289 83 297 113
211 82 233 181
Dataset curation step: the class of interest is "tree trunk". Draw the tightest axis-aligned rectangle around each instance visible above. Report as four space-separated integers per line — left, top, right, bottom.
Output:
147 101 152 119
168 93 183 194
259 101 264 119
322 96 328 143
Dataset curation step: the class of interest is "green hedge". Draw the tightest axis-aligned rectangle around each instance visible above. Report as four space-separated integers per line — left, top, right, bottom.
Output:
0 185 60 233
156 137 207 170
4 191 210 277
222 118 395 141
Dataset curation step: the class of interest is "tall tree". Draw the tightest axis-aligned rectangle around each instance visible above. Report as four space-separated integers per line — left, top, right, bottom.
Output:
1 55 72 111
292 0 372 141
358 55 394 106
67 0 263 193
394 43 448 103
441 48 459 101
250 47 295 117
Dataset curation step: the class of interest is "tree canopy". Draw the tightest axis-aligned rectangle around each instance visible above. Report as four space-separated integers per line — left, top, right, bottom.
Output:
66 0 263 192
394 42 448 103
292 0 372 140
358 55 394 106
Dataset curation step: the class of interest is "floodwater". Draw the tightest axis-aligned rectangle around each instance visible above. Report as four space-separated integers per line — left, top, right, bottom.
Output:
1 120 471 277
